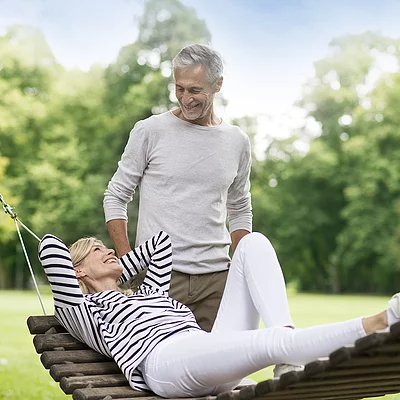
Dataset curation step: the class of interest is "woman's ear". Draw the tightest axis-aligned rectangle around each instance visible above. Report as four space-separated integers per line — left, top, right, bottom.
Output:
74 267 86 279
215 77 223 93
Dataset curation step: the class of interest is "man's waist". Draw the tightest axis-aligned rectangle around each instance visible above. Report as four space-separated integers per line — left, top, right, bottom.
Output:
171 261 230 275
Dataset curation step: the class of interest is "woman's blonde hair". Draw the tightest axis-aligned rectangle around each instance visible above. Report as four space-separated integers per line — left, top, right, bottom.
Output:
69 237 104 294
69 237 132 295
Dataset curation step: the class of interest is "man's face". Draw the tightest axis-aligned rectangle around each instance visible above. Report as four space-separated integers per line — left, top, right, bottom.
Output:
174 65 222 125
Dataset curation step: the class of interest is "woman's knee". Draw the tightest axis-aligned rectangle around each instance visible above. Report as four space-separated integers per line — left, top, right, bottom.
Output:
239 232 274 252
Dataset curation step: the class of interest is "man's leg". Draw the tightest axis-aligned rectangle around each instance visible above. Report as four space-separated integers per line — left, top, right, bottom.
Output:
168 270 190 307
169 270 228 332
188 271 228 332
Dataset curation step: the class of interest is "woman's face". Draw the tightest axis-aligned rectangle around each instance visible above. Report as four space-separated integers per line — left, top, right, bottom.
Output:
78 244 123 281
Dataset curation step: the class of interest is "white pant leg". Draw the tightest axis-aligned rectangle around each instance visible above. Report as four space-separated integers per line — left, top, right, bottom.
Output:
142 318 366 398
212 232 294 333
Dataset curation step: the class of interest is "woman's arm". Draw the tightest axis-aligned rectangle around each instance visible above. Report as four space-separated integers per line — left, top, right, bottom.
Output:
119 231 172 294
38 234 84 308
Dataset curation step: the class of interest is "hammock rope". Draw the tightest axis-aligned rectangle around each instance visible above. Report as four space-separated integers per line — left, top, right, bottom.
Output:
0 193 46 315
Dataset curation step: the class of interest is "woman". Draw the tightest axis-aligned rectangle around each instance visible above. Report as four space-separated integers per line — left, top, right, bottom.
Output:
39 231 400 398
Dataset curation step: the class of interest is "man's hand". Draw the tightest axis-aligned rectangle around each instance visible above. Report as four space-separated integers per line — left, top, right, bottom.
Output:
230 229 250 255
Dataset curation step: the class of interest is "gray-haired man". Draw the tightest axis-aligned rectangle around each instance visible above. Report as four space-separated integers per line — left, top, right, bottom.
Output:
104 44 252 332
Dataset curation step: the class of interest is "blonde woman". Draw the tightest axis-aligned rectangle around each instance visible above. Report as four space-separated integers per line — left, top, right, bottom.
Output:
39 231 400 398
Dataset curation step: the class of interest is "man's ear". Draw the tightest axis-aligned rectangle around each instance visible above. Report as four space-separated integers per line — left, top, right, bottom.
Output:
74 268 86 279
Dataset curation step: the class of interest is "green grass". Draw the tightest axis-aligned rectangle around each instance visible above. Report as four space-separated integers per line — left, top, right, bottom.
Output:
0 289 69 400
1 290 400 400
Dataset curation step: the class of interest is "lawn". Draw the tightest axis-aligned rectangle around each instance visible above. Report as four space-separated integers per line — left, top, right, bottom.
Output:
0 289 68 400
1 289 400 400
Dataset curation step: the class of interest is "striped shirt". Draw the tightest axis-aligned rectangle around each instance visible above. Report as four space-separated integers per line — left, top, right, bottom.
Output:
38 230 201 391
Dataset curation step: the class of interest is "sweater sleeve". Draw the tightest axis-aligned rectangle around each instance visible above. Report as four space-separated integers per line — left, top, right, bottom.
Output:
38 234 84 308
103 120 149 222
119 231 172 294
227 133 253 233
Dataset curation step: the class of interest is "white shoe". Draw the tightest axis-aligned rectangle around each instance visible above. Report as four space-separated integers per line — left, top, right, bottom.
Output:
389 292 400 318
273 363 304 378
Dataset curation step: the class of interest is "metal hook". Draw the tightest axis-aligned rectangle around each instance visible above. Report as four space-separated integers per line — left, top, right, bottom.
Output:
0 193 17 219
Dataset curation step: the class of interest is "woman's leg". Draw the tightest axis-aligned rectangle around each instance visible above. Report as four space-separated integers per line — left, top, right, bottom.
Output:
212 232 294 333
142 316 370 398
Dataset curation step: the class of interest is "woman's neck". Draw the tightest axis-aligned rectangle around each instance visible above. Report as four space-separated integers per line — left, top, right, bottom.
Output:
86 279 119 294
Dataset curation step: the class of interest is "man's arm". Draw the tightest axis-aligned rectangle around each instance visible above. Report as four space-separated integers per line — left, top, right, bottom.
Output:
107 219 132 257
104 120 149 257
227 133 253 254
231 229 250 255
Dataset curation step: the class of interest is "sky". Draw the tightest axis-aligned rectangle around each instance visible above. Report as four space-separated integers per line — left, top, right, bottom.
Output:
2 0 400 144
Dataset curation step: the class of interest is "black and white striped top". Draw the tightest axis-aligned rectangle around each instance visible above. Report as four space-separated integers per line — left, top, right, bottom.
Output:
38 230 201 391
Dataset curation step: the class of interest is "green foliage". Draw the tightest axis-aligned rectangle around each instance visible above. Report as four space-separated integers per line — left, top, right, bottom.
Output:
252 141 346 292
335 71 400 292
138 0 211 61
103 42 150 112
1 5 400 295
253 31 400 294
0 0 212 288
0 158 16 243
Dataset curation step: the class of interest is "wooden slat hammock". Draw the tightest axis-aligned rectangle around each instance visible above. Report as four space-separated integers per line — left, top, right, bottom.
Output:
3 194 400 399
28 315 400 400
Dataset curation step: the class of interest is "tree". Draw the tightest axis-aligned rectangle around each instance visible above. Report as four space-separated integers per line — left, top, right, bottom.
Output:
335 69 400 292
0 25 60 288
0 0 217 288
252 32 400 293
104 0 212 124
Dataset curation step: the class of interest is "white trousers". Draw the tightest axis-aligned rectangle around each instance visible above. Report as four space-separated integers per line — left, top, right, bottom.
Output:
140 233 366 398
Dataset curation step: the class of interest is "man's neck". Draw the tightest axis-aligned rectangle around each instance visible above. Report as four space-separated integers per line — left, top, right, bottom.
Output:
173 108 222 127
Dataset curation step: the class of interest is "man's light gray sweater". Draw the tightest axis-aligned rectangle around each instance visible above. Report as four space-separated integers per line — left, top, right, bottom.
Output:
104 111 252 274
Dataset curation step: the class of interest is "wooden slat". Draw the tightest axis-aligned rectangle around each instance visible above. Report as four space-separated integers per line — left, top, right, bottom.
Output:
354 331 392 352
361 342 400 354
306 363 400 378
27 315 400 400
287 373 400 388
27 315 66 334
329 346 355 366
41 349 111 369
108 397 216 400
34 333 90 352
60 374 129 394
232 385 255 400
254 379 400 398
72 386 151 400
328 353 400 368
252 383 400 399
281 369 400 388
216 390 240 400
50 361 121 381
390 320 400 336
281 361 400 386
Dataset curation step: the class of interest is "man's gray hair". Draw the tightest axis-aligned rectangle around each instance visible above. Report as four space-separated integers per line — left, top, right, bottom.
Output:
172 44 223 86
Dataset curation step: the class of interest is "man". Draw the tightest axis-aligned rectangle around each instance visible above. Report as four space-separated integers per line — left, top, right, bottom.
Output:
103 44 252 332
